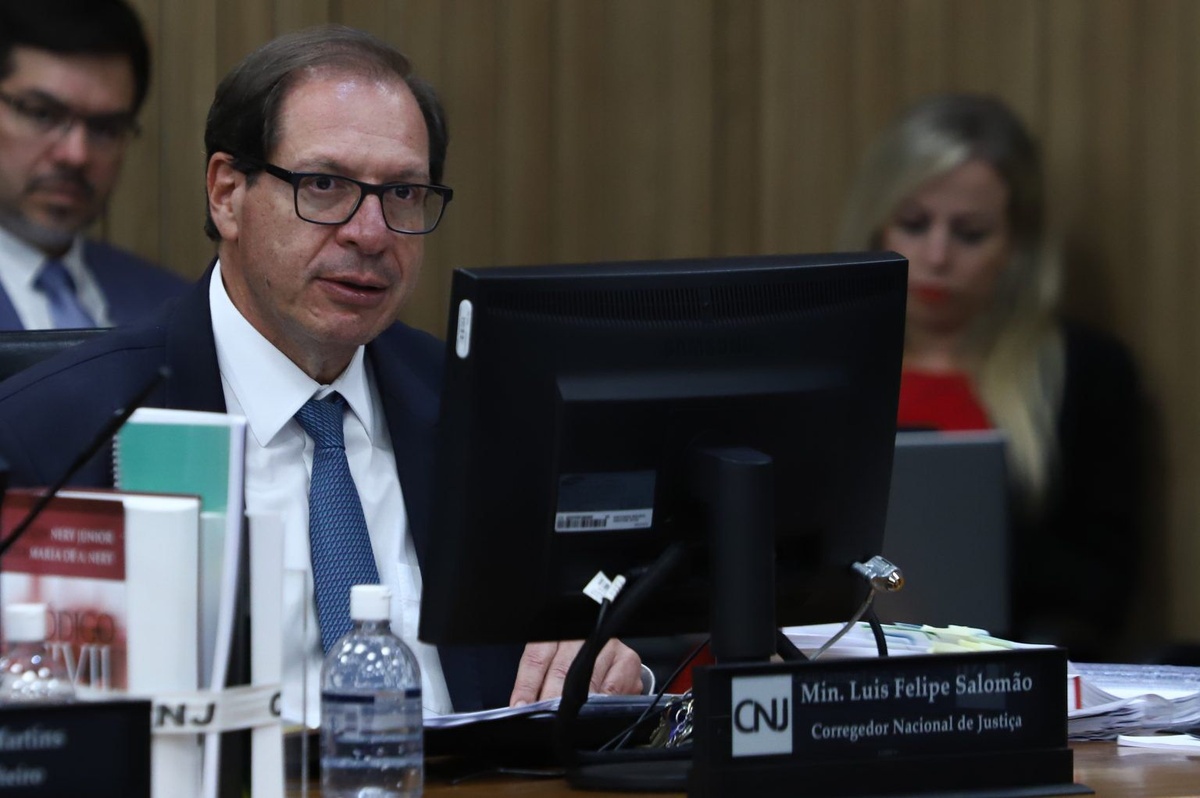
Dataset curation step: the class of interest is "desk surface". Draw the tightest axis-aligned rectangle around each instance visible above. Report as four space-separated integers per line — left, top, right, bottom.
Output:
418 743 1199 797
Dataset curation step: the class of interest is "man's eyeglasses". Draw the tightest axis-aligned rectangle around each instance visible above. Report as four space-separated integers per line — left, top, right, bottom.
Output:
237 156 453 235
0 89 139 151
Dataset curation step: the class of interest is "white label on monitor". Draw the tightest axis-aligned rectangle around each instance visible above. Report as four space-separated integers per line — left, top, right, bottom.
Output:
555 471 656 532
455 299 473 359
583 571 614 603
555 509 653 532
731 675 793 757
582 571 630 603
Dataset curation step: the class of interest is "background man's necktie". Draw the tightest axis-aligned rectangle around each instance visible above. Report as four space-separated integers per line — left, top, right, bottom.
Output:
35 259 96 329
295 393 381 652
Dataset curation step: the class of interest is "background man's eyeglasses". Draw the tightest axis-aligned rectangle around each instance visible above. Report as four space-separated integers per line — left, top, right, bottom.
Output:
235 155 453 235
0 89 139 151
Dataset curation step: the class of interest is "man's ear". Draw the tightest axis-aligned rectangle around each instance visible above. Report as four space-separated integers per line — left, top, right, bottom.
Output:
207 153 244 241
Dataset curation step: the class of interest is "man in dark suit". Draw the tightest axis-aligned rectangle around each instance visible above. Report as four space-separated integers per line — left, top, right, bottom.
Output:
0 1 186 329
0 25 643 714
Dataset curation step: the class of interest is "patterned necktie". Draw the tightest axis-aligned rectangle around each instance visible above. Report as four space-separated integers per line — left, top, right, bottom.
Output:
295 393 380 652
35 259 97 329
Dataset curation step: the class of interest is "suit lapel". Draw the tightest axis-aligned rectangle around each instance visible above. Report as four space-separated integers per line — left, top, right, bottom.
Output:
0 283 23 330
367 329 439 568
163 263 227 413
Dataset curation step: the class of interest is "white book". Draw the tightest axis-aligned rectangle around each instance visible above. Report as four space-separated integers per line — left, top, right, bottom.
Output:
0 487 203 798
113 407 248 798
248 510 285 798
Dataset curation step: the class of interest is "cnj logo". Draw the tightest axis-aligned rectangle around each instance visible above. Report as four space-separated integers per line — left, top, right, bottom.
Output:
730 674 792 757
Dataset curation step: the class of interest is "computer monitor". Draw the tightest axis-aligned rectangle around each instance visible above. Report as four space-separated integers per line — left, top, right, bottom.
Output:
419 251 907 664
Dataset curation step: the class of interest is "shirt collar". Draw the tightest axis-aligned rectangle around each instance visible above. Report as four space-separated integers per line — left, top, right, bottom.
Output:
0 226 86 288
209 259 375 448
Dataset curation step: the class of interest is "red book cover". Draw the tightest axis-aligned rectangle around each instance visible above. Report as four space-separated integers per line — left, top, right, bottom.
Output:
1 491 130 692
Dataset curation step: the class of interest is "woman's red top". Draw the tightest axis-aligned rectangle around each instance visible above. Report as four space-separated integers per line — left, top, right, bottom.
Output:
896 370 990 431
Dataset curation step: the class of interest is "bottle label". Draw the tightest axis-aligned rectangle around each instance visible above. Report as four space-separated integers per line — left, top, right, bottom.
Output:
322 690 423 739
322 688 421 705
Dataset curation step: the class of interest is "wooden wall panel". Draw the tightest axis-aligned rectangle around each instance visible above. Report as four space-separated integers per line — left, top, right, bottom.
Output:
104 0 163 261
275 0 331 32
949 0 1041 111
494 1 554 267
760 0 855 253
95 0 1200 645
154 0 218 279
551 2 608 264
845 1 904 173
336 0 390 32
898 0 952 99
1136 0 1200 635
711 1 762 256
661 0 716 258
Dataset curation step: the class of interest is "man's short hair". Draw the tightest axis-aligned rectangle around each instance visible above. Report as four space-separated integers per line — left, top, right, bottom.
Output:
0 0 152 113
203 25 449 242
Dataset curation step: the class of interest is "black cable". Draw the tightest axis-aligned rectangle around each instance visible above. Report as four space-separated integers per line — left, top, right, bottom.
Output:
865 605 889 657
553 543 688 768
775 628 808 662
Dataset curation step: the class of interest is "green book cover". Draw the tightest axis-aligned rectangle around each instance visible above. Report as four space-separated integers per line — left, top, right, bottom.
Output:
116 422 233 512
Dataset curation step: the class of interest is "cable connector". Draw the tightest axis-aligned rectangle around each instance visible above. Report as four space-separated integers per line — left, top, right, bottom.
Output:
852 555 904 593
583 571 627 605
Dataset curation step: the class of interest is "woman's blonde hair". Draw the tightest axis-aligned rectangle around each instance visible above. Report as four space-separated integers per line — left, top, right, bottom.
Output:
837 93 1064 506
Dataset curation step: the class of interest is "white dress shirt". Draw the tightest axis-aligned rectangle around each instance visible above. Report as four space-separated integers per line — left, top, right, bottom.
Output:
0 226 112 328
208 262 454 726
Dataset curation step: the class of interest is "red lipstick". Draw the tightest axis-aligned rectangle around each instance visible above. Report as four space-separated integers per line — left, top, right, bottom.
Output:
912 286 950 305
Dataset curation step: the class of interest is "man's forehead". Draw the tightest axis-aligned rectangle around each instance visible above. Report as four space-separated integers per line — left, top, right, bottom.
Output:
271 71 428 172
284 66 416 107
5 45 136 112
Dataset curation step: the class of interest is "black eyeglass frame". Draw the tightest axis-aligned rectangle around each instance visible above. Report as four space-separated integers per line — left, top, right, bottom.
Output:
0 88 140 145
233 154 454 235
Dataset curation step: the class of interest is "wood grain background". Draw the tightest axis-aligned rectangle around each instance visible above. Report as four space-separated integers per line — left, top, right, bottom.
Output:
104 0 1198 650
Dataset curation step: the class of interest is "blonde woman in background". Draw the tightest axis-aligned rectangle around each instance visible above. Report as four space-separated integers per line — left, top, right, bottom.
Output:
839 93 1145 661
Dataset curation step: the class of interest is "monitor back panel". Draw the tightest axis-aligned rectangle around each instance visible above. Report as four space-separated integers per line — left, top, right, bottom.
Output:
875 430 1011 635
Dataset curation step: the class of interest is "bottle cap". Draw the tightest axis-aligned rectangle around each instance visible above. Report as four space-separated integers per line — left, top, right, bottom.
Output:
349 584 391 622
4 603 48 643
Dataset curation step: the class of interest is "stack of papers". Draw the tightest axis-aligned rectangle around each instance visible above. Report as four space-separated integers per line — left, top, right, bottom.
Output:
781 621 1045 658
423 693 665 729
1067 662 1200 742
1115 732 1200 751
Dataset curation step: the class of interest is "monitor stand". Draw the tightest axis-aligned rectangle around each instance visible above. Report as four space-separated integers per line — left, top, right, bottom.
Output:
554 445 780 793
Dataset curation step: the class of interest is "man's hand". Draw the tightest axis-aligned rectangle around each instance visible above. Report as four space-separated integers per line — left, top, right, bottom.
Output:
509 639 643 707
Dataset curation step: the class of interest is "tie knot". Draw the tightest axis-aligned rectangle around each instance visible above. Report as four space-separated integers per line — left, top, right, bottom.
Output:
295 393 347 449
35 259 77 294
34 258 96 329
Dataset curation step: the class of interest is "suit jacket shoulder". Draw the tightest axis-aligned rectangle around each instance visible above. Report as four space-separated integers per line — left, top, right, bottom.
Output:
83 239 190 325
0 272 221 487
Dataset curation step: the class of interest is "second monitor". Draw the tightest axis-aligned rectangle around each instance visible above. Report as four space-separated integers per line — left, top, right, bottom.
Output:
419 251 908 658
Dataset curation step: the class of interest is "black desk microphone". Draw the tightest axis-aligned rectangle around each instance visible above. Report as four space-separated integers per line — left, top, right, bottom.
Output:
0 365 170 558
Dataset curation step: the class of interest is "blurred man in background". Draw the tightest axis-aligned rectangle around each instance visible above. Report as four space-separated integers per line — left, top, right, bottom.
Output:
0 0 186 329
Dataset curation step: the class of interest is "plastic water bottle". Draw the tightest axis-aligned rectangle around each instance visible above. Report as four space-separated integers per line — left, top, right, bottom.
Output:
321 584 423 798
0 603 75 703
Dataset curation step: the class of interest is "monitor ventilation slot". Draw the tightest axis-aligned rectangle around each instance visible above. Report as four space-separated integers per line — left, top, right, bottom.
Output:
489 271 902 326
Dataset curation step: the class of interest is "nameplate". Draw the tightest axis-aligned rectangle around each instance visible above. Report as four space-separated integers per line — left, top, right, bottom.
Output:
690 647 1087 798
0 699 150 798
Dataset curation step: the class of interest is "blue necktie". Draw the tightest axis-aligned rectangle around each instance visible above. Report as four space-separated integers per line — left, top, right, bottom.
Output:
295 393 380 652
35 259 96 329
